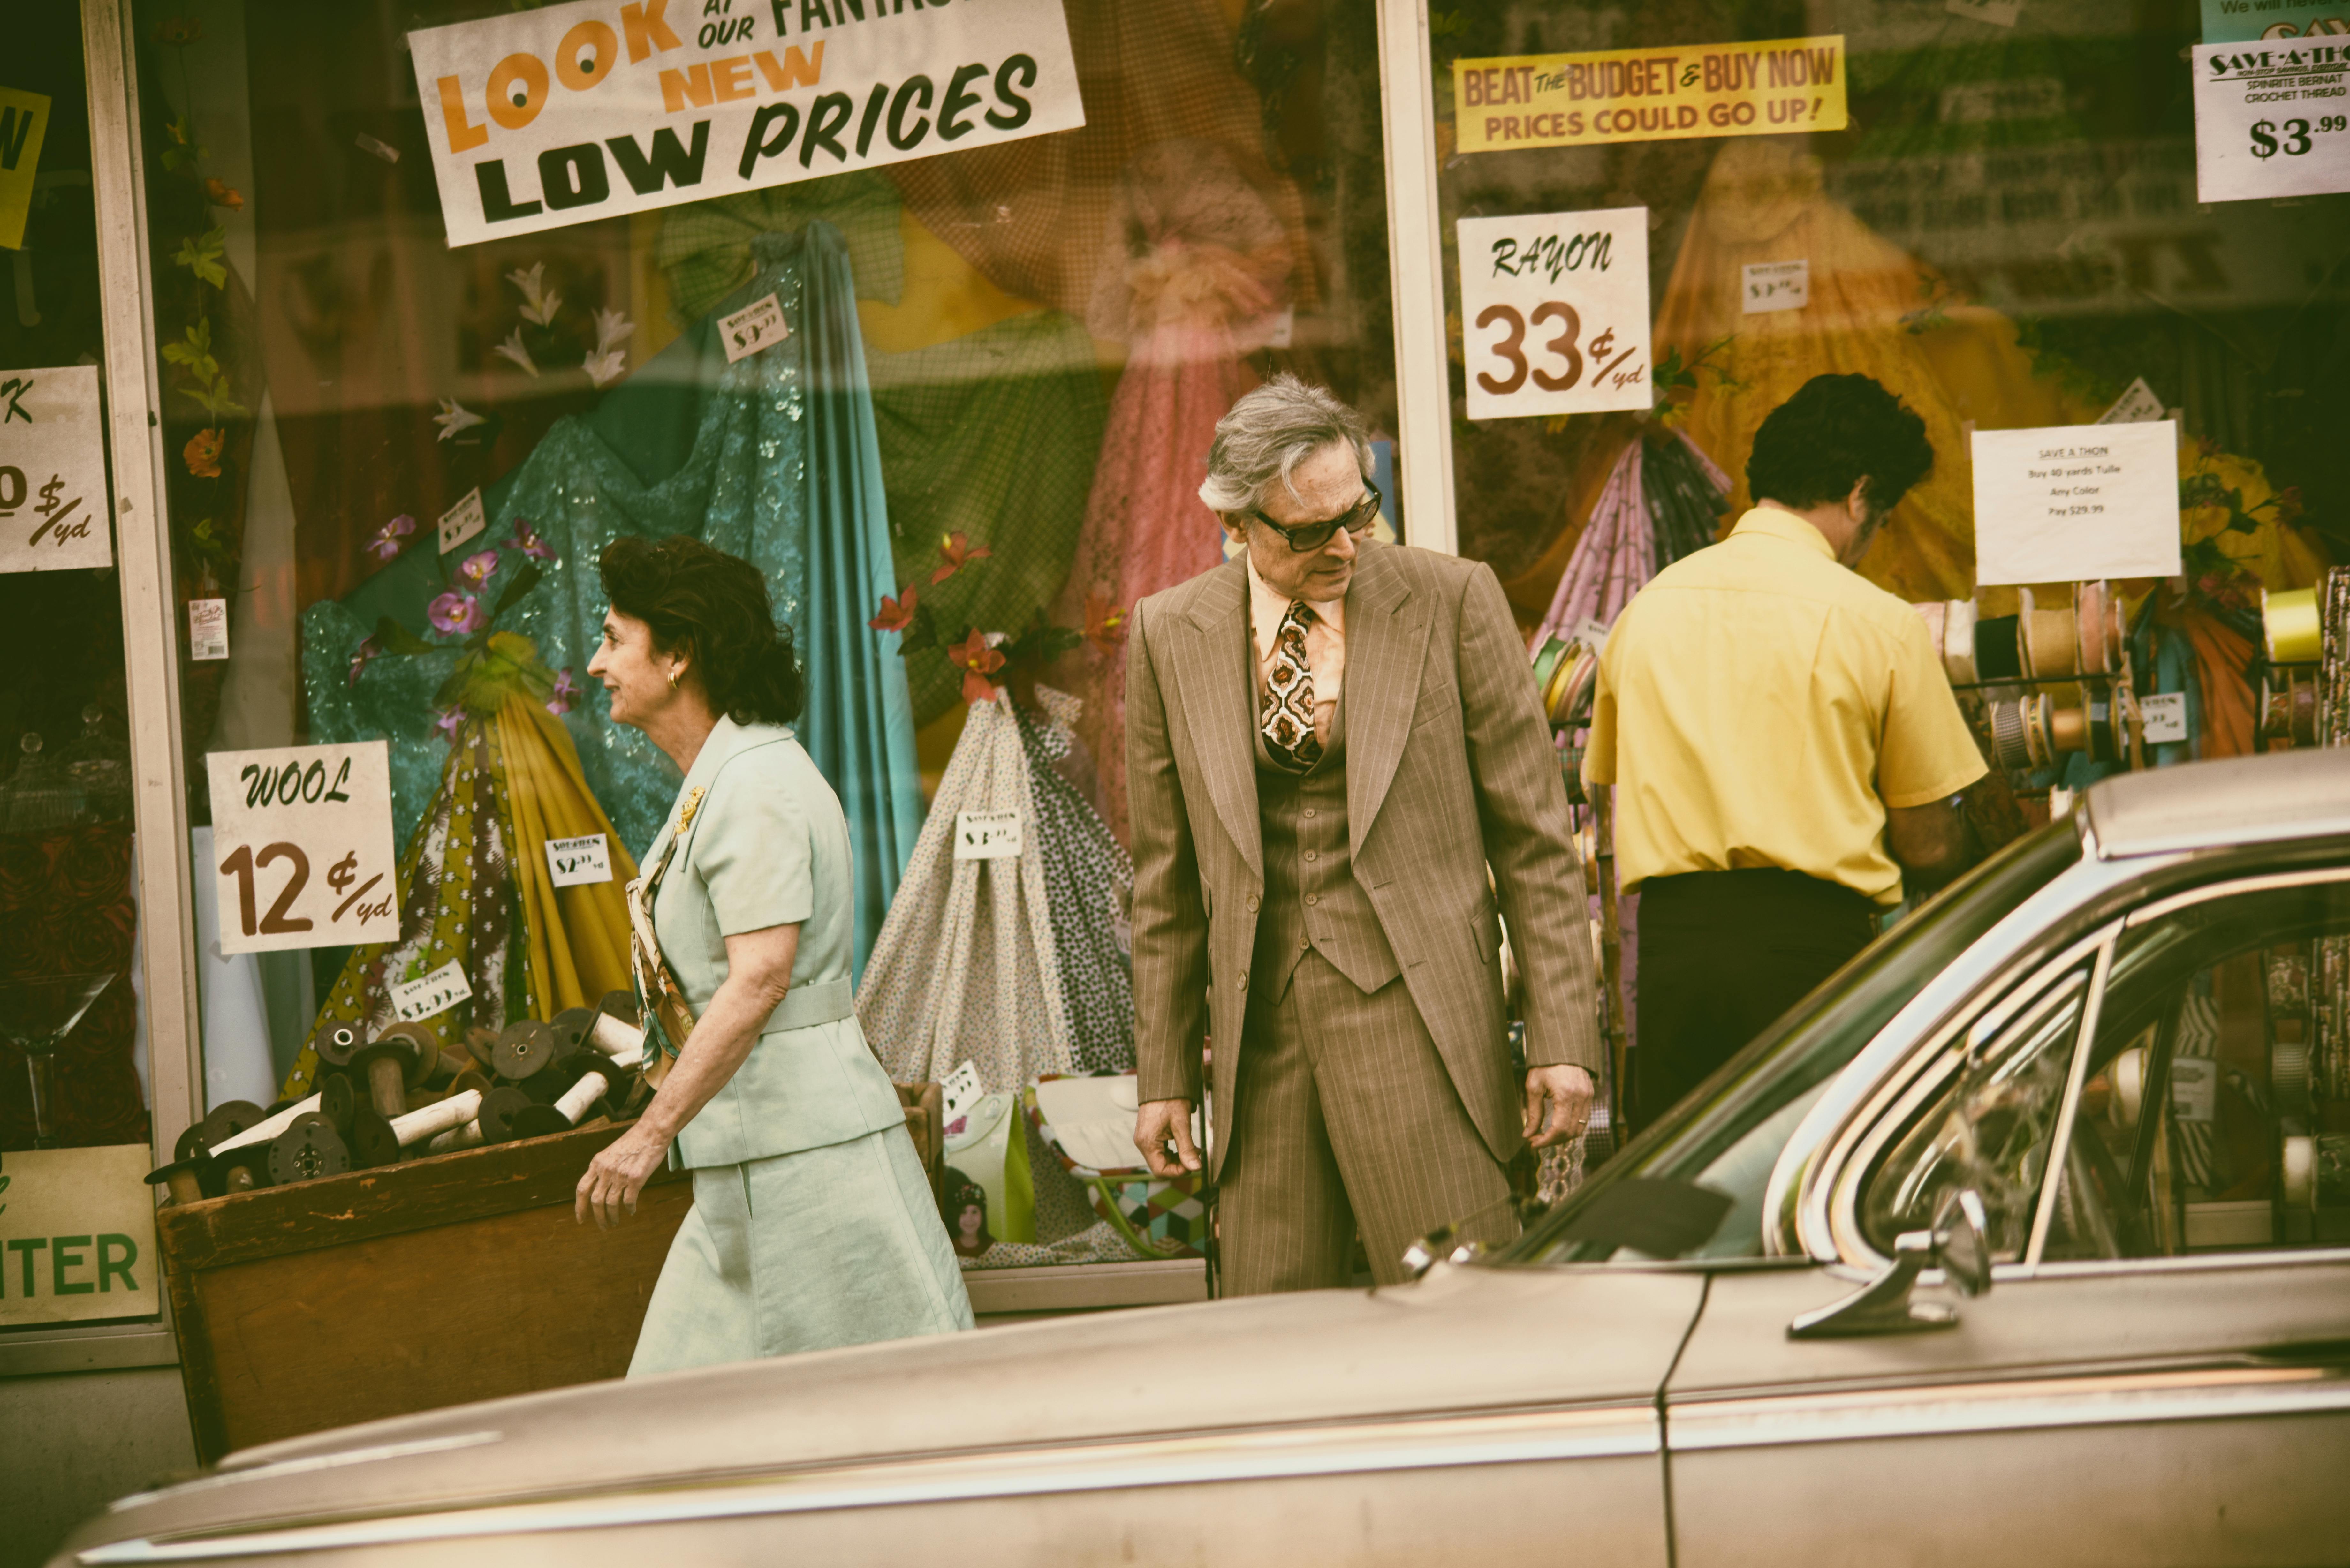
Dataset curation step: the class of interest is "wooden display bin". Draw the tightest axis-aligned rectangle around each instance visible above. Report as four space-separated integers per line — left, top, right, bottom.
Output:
156 1121 690 1465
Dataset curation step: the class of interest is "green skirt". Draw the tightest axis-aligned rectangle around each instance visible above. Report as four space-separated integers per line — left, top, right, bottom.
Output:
628 1121 974 1376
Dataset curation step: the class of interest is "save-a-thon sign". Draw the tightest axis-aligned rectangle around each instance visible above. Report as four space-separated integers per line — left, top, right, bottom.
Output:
409 0 1084 247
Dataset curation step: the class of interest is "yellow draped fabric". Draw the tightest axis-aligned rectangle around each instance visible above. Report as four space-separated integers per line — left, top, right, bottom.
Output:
493 695 641 1021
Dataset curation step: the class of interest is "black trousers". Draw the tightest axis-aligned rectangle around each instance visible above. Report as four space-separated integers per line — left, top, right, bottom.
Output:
1632 869 1880 1135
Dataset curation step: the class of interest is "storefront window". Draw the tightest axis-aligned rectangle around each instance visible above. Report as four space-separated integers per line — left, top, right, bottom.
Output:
1429 2 2347 1087
133 0 1395 1267
1 2 152 1165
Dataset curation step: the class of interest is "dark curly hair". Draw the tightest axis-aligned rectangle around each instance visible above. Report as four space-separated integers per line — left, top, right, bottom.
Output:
1746 374 1934 517
597 535 803 726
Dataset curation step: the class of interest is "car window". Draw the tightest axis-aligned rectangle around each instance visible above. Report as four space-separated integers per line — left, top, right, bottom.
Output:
2049 872 2350 1263
1513 819 2083 1265
1859 966 2090 1263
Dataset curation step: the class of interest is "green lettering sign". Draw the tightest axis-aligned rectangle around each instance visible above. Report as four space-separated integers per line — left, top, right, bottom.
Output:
7 1235 47 1296
52 1234 94 1294
97 1233 138 1292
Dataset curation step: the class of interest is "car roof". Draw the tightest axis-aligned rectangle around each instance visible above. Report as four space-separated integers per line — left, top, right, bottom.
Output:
2086 745 2350 859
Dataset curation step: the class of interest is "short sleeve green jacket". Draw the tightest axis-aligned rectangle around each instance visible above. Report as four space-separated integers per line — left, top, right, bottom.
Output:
646 717 904 1169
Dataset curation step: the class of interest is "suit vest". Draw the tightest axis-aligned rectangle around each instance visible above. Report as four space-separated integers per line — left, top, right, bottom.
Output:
1251 699 1403 1001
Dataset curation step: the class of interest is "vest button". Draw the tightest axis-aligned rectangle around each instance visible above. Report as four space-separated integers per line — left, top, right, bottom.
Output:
1303 808 1317 818
1304 850 1318 862
1300 936 1311 949
1237 970 1249 990
1246 895 1259 912
1305 893 1319 906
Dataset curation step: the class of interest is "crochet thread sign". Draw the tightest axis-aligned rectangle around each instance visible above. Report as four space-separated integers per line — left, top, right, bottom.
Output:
1456 207 1652 421
409 0 1084 247
1452 36 1846 153
205 742 400 955
2191 41 2350 202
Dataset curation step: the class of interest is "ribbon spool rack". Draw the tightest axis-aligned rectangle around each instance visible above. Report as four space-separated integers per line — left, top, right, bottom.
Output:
2257 579 2347 750
1915 580 2148 780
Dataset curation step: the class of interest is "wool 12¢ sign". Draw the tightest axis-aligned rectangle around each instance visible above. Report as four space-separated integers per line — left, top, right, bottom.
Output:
206 742 400 955
1457 207 1654 422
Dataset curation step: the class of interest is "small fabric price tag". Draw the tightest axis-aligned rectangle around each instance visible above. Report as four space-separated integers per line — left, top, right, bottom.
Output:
2140 692 2189 745
190 597 230 661
1740 259 1809 313
720 293 790 364
954 809 1023 860
2169 1055 2218 1124
437 486 487 553
545 832 612 887
390 957 474 1023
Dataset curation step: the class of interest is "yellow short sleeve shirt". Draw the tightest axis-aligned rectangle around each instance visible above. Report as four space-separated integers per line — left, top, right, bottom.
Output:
1581 507 1987 906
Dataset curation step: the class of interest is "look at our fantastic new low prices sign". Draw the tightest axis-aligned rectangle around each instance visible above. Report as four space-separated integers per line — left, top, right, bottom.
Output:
1452 35 1846 153
409 0 1084 247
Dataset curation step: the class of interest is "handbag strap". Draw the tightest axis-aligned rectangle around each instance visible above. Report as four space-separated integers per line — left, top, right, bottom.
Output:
627 785 705 1081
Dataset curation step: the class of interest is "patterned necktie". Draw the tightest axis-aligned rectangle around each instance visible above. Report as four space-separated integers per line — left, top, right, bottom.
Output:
1260 601 1323 771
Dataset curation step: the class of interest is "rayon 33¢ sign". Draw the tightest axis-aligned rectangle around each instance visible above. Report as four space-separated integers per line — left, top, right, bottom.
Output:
1456 207 1653 422
206 742 400 955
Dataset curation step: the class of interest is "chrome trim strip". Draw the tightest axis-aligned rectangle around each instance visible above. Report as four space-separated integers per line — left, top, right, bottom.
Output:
2027 934 2114 1268
1669 1365 2350 1451
2028 1245 2350 1279
107 1434 505 1513
2123 864 2350 928
79 1406 1657 1563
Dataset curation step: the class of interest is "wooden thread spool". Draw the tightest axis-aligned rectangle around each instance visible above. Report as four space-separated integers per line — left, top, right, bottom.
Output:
389 1087 482 1151
2075 581 2124 676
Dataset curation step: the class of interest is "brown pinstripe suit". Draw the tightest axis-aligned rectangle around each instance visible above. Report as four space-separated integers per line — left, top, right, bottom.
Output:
1126 541 1601 1291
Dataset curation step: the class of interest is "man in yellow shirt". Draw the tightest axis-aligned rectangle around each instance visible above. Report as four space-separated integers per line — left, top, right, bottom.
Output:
1584 374 2016 1133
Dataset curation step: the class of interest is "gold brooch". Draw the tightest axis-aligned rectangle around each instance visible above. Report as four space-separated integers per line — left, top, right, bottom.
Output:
675 785 707 833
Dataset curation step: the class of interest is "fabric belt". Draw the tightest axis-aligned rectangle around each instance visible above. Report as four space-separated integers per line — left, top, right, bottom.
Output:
758 976 855 1034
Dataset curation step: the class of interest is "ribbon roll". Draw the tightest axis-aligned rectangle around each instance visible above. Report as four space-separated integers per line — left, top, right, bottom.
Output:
2262 586 2321 666
1943 599 1979 685
2111 1046 2145 1130
1975 614 2024 682
2272 1037 2314 1117
2281 1134 2317 1212
2019 588 2081 682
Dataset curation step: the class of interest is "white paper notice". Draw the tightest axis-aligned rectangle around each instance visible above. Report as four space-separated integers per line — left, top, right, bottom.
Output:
2170 1055 2217 1124
2140 691 2189 744
544 832 612 887
205 741 401 954
390 958 475 1023
408 0 1085 248
2097 377 2167 425
189 597 230 661
1458 208 1652 421
1970 421 2182 586
953 809 1023 861
437 486 488 554
2192 41 2350 203
0 365 112 574
1741 259 1809 313
719 292 789 364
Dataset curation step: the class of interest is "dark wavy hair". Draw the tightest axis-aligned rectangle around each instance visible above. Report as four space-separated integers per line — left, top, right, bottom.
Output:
597 535 803 726
1746 373 1935 516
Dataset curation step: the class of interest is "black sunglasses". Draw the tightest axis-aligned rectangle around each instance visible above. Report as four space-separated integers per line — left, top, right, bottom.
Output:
1245 478 1383 554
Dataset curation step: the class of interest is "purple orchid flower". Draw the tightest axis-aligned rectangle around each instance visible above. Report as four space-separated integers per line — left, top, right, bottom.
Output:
346 635 384 689
546 667 580 717
367 514 416 562
457 549 500 588
431 706 464 743
506 519 556 562
427 590 486 636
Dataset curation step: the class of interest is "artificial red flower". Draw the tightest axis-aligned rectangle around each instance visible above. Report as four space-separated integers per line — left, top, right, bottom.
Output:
1084 590 1127 656
868 585 918 633
948 627 1005 705
183 427 222 478
929 531 992 585
203 177 244 211
2270 485 2305 526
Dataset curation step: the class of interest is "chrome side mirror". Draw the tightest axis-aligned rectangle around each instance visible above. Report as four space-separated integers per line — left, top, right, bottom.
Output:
1789 1188 1992 1340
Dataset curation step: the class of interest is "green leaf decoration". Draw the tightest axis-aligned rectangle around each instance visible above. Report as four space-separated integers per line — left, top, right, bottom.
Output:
172 227 227 289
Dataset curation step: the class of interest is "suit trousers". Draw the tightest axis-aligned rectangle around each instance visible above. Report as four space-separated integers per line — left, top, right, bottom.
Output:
1218 948 1516 1293
1632 869 1880 1136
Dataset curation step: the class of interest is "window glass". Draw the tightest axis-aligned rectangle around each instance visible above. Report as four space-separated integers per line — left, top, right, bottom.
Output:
129 2 1394 1262
1 2 153 1163
2055 873 2350 1261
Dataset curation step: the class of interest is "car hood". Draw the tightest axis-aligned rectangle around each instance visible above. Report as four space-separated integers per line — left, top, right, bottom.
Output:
63 1263 1703 1558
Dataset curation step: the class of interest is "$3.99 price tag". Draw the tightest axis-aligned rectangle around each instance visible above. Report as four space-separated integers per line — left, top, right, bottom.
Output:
204 741 400 955
720 293 791 364
1456 207 1654 422
2192 41 2350 202
953 809 1023 861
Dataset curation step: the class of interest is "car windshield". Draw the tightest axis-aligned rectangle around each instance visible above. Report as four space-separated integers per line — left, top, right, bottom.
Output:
1510 818 2084 1265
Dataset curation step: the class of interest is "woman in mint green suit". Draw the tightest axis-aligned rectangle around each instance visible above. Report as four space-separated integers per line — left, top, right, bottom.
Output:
577 535 971 1374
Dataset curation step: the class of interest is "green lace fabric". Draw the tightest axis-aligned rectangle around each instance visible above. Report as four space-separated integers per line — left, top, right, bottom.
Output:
305 224 921 975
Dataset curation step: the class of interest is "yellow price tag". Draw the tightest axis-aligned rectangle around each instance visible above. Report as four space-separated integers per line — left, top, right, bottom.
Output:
0 87 53 251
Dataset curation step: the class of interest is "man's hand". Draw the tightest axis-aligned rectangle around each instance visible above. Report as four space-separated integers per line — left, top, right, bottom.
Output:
1134 1098 1202 1178
1523 1065 1596 1149
575 1121 671 1229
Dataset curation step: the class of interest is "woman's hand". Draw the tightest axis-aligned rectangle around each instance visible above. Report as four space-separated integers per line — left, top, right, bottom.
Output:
576 1121 672 1228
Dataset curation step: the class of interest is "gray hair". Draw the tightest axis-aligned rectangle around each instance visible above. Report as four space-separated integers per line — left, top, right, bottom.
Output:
1197 374 1373 516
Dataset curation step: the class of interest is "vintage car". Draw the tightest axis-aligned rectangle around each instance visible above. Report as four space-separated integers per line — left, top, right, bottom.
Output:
56 747 2350 1567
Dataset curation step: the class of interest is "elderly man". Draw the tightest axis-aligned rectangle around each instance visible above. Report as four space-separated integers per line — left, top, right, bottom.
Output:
1126 375 1602 1293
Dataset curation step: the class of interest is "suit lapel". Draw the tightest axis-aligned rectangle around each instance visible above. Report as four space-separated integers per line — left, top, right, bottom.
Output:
1343 545 1426 857
1174 558 1262 880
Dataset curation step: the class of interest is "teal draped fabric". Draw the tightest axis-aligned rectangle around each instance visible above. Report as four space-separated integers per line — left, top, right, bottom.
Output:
303 224 921 976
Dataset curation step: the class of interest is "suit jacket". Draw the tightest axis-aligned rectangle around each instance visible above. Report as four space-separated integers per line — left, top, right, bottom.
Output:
1126 541 1601 1176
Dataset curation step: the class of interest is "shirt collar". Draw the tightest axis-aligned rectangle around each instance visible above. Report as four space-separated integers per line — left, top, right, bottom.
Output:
1730 504 1837 561
1244 551 1346 655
